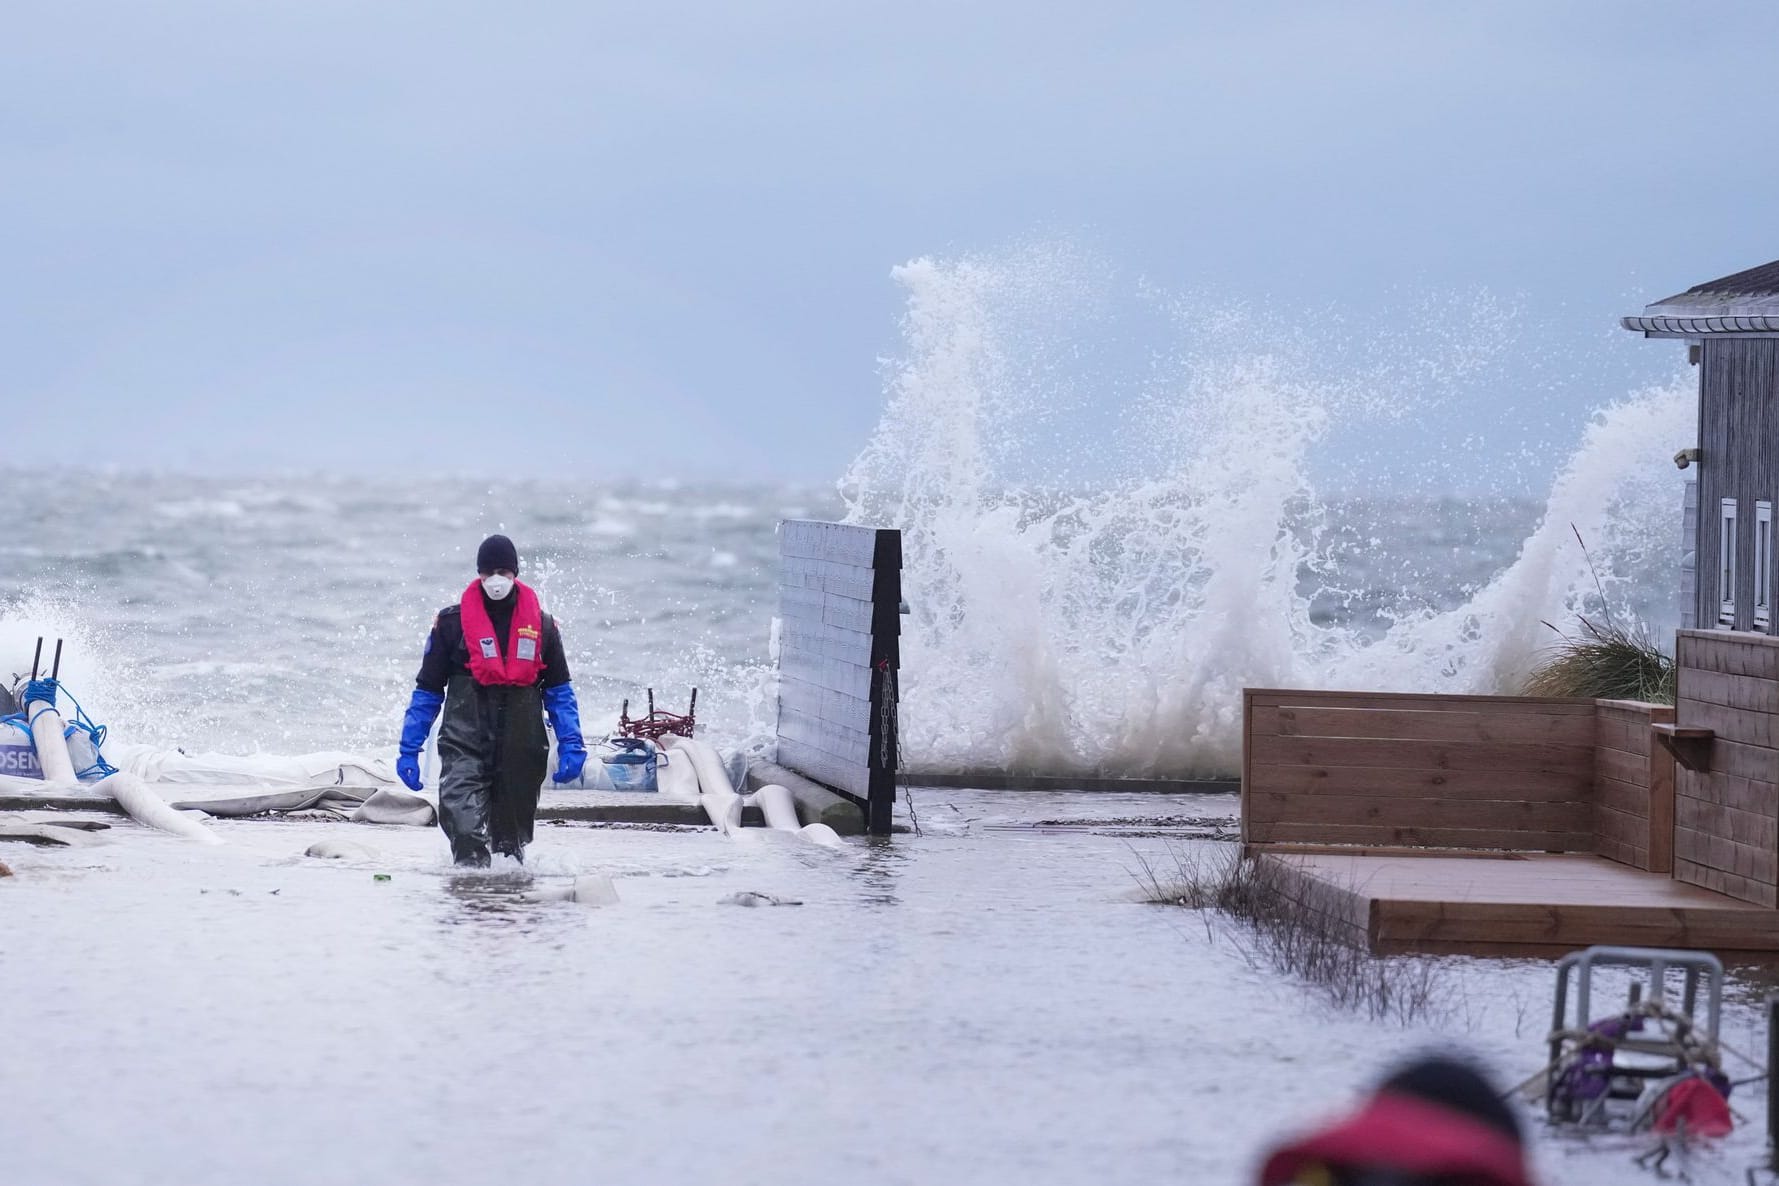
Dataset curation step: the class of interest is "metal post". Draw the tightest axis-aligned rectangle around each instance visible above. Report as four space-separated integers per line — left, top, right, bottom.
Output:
1768 996 1778 1170
1549 955 1574 1108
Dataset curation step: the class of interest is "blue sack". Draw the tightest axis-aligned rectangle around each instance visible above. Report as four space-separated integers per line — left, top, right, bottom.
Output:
0 717 42 779
602 738 658 792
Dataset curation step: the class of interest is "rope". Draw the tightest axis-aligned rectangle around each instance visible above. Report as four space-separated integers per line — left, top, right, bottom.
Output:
12 682 117 780
1542 998 1743 1133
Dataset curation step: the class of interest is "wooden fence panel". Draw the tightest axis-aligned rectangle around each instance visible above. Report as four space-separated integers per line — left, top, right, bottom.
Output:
1243 691 1676 869
775 520 901 834
1592 701 1675 873
1243 690 1598 852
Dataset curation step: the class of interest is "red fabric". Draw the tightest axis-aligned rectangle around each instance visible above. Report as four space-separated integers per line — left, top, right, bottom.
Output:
458 580 546 687
1259 1092 1530 1186
1652 1077 1733 1139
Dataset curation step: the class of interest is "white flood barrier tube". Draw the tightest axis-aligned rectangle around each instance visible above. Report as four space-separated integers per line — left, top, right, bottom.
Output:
799 822 847 848
704 789 742 835
670 736 743 835
753 783 802 833
98 772 225 845
655 746 700 801
25 701 77 785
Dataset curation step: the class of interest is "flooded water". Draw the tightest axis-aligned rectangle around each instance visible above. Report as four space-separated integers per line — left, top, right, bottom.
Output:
3 790 1768 1185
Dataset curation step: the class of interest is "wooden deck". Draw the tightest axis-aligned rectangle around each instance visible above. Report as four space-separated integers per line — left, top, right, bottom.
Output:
1260 849 1779 956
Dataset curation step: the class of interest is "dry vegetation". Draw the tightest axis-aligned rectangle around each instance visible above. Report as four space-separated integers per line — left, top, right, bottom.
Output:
1136 844 1453 1026
1523 527 1676 704
1522 615 1675 704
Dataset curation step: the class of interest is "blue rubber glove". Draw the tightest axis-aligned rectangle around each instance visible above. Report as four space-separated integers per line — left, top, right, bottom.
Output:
554 747 587 785
543 682 587 784
397 687 444 792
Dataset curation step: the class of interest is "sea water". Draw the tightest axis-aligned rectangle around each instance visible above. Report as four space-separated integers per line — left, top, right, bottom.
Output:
0 445 1684 779
1 251 1732 1184
4 253 1690 778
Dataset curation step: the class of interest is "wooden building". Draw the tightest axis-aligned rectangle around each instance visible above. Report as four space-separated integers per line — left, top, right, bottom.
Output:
1623 261 1779 634
1220 268 1779 955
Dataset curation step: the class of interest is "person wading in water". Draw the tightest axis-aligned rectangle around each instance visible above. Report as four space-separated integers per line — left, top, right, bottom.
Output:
396 534 587 866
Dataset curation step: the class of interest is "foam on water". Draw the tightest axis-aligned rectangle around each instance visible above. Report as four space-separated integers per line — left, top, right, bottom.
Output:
842 249 1691 777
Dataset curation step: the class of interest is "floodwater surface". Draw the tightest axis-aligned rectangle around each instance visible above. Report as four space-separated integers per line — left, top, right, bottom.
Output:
3 791 1768 1185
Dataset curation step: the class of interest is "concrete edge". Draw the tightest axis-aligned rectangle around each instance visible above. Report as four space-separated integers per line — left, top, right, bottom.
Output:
538 801 760 827
744 759 867 836
0 795 125 815
1 794 740 829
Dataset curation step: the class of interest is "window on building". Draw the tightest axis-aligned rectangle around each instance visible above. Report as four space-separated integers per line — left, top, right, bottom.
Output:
1720 498 1738 626
1758 501 1774 630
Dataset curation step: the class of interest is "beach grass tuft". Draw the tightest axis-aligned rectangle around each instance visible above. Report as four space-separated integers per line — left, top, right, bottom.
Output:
1522 615 1675 704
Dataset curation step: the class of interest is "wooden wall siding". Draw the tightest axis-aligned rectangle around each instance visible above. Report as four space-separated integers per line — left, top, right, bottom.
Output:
1680 478 1698 631
1696 338 1779 633
1242 689 1599 852
1673 630 1779 906
775 521 901 833
1593 700 1676 873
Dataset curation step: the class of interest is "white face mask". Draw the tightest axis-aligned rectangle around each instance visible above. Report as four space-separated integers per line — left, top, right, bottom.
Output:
481 573 515 600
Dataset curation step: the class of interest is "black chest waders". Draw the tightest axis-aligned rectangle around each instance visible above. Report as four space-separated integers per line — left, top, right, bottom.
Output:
437 673 548 866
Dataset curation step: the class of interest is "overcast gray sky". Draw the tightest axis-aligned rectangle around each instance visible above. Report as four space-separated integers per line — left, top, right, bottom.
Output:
5 2 1774 486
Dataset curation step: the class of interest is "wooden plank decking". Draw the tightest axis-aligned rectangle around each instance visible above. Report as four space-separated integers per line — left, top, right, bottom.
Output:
1241 679 1779 955
1260 849 1779 956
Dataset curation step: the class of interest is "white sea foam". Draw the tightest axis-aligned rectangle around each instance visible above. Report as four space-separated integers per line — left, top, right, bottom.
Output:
0 609 128 726
155 498 246 520
842 249 1690 777
690 503 755 521
588 516 637 539
0 254 1685 781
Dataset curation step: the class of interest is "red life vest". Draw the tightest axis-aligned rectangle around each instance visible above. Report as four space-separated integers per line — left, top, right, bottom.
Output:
458 579 547 687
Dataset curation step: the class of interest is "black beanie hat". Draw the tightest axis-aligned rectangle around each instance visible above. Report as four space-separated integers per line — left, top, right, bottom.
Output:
476 534 520 575
1379 1056 1523 1145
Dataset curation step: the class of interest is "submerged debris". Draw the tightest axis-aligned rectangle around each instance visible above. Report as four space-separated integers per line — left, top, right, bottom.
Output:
303 839 379 861
719 891 803 907
0 816 111 848
523 874 619 907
